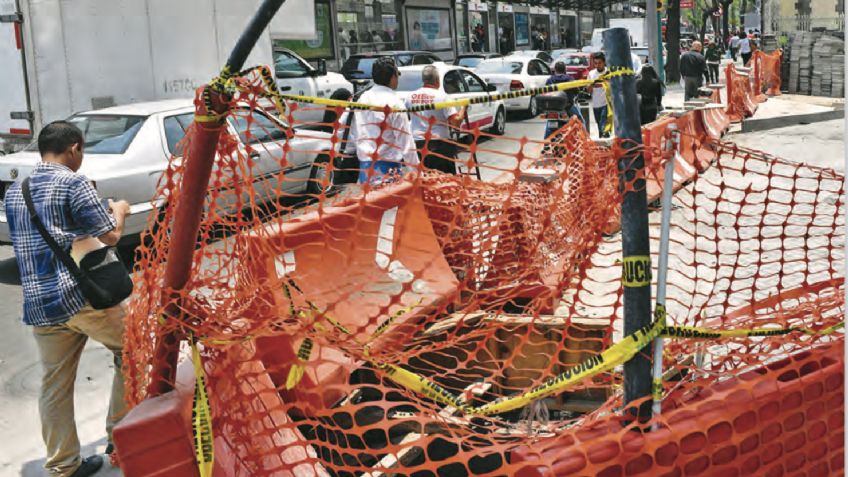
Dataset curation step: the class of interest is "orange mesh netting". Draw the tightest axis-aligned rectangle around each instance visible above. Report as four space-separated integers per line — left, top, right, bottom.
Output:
120 67 844 477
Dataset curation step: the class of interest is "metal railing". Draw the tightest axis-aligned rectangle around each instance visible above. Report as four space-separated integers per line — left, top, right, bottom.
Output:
770 15 845 32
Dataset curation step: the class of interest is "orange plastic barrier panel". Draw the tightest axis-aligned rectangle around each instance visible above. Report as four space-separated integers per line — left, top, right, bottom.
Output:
725 63 758 123
114 346 324 477
754 49 783 98
675 110 715 172
510 341 844 476
701 105 731 140
239 181 460 411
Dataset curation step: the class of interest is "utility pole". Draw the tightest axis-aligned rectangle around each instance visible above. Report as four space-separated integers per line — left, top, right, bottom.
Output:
603 27 654 424
647 0 660 76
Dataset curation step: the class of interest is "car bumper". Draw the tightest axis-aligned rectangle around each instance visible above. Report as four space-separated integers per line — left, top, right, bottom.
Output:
504 95 531 111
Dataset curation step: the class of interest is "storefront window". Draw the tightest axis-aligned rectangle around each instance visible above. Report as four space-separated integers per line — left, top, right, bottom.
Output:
515 13 530 46
337 0 400 57
406 8 453 52
274 0 334 60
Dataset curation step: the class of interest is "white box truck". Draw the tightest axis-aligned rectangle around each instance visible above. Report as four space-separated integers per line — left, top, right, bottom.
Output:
0 0 346 153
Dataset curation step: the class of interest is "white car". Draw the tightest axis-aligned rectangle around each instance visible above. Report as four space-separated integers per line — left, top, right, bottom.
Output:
273 48 354 125
475 55 553 117
395 63 506 136
0 100 335 243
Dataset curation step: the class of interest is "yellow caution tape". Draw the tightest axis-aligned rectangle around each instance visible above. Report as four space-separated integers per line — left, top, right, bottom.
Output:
373 318 842 417
190 337 214 477
277 68 635 114
622 255 652 287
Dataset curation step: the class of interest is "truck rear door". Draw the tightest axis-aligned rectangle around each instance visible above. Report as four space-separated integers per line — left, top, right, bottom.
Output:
0 0 32 141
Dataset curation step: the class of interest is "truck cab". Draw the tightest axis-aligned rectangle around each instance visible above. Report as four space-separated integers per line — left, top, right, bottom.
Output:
272 48 354 126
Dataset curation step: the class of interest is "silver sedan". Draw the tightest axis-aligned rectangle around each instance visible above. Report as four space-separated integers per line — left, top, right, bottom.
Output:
0 99 335 243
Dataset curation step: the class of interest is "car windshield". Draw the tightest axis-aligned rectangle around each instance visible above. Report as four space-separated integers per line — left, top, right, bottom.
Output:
397 73 425 91
551 49 573 58
476 61 523 74
24 115 145 154
564 56 589 66
457 57 483 68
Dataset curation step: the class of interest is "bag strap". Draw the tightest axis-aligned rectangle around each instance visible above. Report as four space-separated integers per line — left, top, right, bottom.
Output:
21 177 86 281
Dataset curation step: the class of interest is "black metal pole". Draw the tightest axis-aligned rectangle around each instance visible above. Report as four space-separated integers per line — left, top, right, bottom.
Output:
603 27 654 424
224 0 285 74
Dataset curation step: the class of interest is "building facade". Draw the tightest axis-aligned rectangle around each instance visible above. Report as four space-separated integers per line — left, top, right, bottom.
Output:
273 1 605 71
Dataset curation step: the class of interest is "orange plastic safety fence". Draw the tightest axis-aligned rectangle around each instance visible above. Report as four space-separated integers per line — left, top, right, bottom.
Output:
119 68 844 477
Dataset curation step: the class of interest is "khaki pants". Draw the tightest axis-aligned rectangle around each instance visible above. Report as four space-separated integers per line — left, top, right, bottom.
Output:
32 304 128 477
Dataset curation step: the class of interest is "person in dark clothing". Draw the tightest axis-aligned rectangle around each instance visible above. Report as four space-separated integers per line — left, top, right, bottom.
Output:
680 41 707 101
703 39 723 84
636 65 663 124
545 61 587 131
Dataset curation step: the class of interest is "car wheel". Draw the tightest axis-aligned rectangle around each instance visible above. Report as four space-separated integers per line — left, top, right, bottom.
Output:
306 155 334 195
527 96 538 118
488 107 506 136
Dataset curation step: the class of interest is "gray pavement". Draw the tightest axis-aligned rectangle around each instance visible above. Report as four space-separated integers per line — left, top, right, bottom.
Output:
0 95 843 476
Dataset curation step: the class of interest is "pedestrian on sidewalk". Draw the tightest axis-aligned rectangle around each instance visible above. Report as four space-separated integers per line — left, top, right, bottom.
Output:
704 39 723 84
405 65 467 174
352 57 419 183
586 52 610 138
680 40 707 101
636 65 664 124
728 33 739 62
738 32 753 66
5 121 132 477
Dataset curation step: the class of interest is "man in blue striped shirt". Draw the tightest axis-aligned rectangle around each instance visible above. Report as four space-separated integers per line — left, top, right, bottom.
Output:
6 121 131 477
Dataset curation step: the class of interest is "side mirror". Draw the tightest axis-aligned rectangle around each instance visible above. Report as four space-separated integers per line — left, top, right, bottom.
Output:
315 59 327 76
486 83 497 92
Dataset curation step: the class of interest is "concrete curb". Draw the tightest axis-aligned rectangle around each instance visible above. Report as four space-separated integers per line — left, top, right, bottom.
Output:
740 109 845 133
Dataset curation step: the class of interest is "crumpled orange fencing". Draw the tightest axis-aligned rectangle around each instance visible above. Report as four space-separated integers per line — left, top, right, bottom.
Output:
114 67 843 477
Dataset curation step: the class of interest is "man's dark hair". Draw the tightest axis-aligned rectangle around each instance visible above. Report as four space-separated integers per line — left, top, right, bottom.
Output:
554 61 566 74
38 121 84 157
372 56 399 87
593 52 606 62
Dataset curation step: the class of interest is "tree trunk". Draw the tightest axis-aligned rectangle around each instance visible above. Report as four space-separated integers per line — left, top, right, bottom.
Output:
667 0 681 82
739 0 747 29
721 0 733 42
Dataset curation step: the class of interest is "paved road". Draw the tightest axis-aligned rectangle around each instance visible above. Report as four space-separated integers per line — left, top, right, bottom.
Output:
0 110 841 476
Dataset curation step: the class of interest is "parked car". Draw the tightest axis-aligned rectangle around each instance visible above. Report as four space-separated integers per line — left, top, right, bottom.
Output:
475 55 553 117
550 48 579 66
0 100 335 244
273 48 354 125
560 52 592 80
511 50 554 64
395 63 506 136
454 52 503 69
340 51 443 93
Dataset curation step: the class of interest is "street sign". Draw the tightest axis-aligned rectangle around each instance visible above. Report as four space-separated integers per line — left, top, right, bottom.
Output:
657 0 664 12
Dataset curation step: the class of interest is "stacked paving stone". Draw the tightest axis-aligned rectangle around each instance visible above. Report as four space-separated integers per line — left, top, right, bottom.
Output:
810 35 844 97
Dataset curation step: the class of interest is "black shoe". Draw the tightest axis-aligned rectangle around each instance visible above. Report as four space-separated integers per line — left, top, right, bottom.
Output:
104 443 114 455
69 455 104 477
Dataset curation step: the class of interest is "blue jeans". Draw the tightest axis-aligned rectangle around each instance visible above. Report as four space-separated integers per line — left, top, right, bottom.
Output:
358 160 403 184
593 106 608 137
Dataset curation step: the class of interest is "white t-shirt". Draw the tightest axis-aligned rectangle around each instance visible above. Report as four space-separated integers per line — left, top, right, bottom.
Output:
405 87 460 141
738 38 751 54
631 53 643 75
587 68 608 108
352 84 419 165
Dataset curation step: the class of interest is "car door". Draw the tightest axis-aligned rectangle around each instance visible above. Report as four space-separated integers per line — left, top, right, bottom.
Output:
458 70 494 130
527 59 552 88
227 109 310 200
273 50 320 124
441 69 471 131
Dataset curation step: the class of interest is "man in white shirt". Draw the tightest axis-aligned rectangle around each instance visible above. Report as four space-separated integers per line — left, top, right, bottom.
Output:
586 52 610 138
352 57 418 184
404 66 467 174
